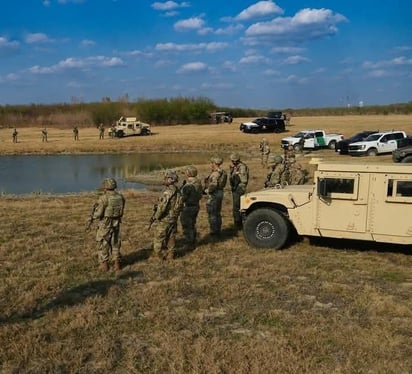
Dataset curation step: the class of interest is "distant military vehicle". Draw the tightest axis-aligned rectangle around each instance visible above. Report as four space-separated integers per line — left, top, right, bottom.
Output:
241 160 412 249
109 116 151 137
209 112 233 124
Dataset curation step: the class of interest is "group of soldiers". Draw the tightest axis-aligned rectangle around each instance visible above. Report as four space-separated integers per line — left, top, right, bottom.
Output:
87 153 250 271
260 139 306 188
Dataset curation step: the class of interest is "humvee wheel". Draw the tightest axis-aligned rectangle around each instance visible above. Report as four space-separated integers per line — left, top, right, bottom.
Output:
401 155 412 163
243 208 290 249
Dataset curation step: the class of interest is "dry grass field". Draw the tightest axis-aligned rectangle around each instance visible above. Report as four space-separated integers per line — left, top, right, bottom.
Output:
0 115 411 373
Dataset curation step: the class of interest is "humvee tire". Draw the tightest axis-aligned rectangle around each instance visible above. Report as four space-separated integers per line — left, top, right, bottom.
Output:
243 208 290 249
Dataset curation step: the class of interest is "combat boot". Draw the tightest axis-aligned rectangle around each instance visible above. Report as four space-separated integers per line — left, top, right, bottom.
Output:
99 262 109 272
113 260 121 271
165 251 175 261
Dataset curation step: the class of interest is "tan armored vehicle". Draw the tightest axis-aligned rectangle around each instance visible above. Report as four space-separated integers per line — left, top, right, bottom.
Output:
241 160 412 249
109 116 151 137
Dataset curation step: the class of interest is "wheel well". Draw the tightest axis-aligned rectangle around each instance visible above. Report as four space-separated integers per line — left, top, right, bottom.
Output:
244 202 288 217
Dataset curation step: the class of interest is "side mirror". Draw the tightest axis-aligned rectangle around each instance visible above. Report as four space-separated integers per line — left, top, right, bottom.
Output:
317 178 327 197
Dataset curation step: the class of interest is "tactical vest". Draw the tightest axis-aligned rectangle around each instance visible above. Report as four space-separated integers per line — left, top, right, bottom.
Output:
104 193 124 219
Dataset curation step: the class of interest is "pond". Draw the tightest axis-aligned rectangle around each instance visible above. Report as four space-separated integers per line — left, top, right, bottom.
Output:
0 152 212 194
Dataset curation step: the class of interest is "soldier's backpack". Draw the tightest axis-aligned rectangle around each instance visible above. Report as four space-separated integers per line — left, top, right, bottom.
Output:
104 193 125 219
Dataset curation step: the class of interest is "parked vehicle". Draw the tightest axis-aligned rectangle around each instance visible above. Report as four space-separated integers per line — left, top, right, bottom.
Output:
240 117 285 134
109 116 151 137
336 130 379 154
240 160 412 249
392 136 412 163
348 130 406 156
281 129 344 151
209 112 233 124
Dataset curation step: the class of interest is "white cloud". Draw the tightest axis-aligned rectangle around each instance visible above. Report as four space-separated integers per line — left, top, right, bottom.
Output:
151 1 190 11
245 8 347 44
58 0 86 4
27 56 125 74
271 46 305 54
156 42 228 52
239 54 269 64
367 69 389 78
363 56 412 69
283 55 310 65
285 74 308 84
215 24 244 35
25 33 53 44
177 61 208 73
174 17 205 31
235 1 283 21
81 39 95 47
0 36 20 52
263 69 280 76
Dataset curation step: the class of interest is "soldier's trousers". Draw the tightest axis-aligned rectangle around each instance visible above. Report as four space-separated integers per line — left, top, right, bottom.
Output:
96 221 121 263
153 220 177 253
180 205 199 244
206 190 223 235
232 187 245 227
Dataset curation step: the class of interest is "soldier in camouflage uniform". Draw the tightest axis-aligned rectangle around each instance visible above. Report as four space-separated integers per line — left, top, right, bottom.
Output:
152 171 183 260
204 156 227 237
288 155 306 185
259 138 270 167
264 155 285 188
12 128 18 143
180 165 203 249
88 178 125 272
229 153 249 229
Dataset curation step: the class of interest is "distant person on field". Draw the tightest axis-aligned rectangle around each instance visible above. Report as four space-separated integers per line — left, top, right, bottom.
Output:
12 128 18 143
42 128 48 142
98 123 105 139
73 126 79 141
259 138 270 167
86 178 125 272
288 155 306 185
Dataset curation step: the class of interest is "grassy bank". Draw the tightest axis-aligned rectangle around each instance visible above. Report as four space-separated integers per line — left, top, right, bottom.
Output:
0 115 411 373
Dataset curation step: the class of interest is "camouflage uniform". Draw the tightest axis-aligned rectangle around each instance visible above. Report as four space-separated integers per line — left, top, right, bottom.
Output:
229 153 249 229
180 166 203 248
152 171 183 260
289 157 306 185
73 126 79 141
205 156 227 236
259 138 270 167
12 128 18 143
265 155 285 187
42 128 48 142
91 178 125 271
99 123 104 139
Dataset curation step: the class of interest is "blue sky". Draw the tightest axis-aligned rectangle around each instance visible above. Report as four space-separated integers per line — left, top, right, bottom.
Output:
0 0 411 109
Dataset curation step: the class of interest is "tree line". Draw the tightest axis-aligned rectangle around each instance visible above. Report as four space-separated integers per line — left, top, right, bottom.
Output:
0 97 411 129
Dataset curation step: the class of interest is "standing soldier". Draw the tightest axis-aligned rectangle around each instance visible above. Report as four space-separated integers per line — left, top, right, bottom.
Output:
73 126 79 141
41 128 48 142
87 178 125 271
151 171 183 261
180 165 203 250
12 128 18 143
264 155 285 188
284 144 295 163
259 138 270 167
204 156 227 237
288 155 306 185
229 153 249 230
98 123 105 139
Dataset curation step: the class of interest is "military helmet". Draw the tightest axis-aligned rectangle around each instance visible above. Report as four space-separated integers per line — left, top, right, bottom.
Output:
270 154 283 165
210 156 223 165
101 177 117 190
186 165 198 177
230 153 240 162
165 170 179 183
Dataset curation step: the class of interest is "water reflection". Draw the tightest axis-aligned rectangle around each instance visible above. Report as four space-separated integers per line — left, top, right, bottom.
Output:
0 152 212 194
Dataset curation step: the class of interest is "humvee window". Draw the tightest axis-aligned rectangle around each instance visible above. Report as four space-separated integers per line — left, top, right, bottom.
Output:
318 177 357 199
387 179 412 199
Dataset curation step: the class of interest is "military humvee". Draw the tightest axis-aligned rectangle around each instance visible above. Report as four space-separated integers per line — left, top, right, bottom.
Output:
109 116 151 137
240 160 412 249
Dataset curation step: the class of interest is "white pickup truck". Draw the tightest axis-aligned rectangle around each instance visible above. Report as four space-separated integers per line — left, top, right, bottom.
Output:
281 129 344 151
348 130 407 156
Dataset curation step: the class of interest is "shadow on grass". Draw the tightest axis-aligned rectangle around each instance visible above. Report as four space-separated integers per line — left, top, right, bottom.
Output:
308 237 412 255
122 246 152 265
0 271 144 325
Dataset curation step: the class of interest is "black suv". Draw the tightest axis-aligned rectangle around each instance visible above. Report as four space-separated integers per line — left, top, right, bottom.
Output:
392 136 412 162
239 117 285 133
336 130 378 154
